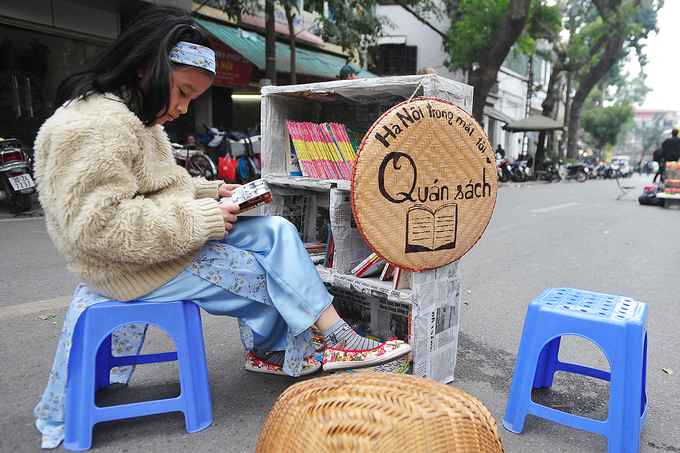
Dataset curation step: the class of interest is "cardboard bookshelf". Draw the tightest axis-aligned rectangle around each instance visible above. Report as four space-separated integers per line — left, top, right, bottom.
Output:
261 75 474 384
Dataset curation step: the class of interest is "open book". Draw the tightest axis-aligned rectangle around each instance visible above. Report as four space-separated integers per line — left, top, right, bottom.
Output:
219 179 273 213
405 203 458 253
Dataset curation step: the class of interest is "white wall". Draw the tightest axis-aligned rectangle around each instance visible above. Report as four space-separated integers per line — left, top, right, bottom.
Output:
375 4 464 82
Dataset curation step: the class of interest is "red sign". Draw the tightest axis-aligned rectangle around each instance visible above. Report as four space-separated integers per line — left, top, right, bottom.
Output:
212 41 254 89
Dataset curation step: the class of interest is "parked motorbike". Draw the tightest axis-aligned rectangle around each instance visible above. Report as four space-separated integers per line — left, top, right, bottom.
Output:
0 138 35 211
608 159 633 178
564 162 588 182
514 160 534 181
497 158 513 182
544 160 567 182
589 161 609 179
171 143 218 180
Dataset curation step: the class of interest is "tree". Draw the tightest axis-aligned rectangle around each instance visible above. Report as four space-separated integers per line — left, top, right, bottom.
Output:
443 0 534 123
581 89 634 154
210 0 390 84
565 0 659 160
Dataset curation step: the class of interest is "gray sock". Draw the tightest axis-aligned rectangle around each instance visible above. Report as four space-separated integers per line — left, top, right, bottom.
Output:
322 319 380 350
252 349 285 366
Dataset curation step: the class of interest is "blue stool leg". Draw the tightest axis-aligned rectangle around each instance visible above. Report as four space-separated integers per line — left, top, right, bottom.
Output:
606 321 647 453
95 334 112 392
176 301 213 433
533 337 561 389
64 309 99 451
503 337 547 433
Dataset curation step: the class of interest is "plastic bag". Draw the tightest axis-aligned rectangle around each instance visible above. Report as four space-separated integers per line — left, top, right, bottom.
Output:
218 156 237 182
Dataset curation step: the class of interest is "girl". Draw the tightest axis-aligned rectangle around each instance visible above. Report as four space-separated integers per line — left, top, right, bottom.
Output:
33 5 410 380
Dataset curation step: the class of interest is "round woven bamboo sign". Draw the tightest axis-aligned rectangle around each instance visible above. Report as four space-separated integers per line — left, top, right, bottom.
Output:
351 97 497 271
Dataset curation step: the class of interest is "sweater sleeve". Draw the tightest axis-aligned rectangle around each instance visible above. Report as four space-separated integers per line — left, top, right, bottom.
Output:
35 100 225 265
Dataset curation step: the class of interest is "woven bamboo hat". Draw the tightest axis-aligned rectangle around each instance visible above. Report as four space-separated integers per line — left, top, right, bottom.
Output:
351 97 497 271
256 373 504 453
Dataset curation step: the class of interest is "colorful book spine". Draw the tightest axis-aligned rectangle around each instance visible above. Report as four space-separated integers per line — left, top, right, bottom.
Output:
320 123 351 179
303 122 335 179
299 122 328 178
284 121 362 181
331 123 357 176
285 121 311 177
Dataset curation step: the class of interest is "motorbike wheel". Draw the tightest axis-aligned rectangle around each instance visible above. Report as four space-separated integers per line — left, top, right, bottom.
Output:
498 169 509 183
548 172 561 183
576 170 587 182
15 193 32 211
187 154 218 180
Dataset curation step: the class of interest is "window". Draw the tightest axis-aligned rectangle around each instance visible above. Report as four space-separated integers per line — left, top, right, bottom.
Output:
369 44 417 76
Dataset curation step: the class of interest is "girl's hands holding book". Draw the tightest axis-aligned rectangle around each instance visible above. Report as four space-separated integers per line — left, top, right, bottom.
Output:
218 183 241 198
220 202 240 235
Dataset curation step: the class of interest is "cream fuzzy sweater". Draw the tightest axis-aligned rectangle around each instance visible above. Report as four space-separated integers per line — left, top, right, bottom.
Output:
33 93 226 301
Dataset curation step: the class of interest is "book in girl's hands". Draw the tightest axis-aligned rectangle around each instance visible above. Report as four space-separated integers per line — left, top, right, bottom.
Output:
219 179 273 213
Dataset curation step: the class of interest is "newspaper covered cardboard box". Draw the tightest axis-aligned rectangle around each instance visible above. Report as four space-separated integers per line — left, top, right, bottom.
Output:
260 75 482 384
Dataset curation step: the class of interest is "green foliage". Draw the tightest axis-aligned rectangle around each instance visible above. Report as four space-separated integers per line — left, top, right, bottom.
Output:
210 0 392 67
443 0 510 71
581 92 634 150
307 0 391 64
443 0 563 71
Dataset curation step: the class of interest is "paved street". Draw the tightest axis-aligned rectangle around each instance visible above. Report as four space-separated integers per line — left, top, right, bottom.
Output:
1 174 678 452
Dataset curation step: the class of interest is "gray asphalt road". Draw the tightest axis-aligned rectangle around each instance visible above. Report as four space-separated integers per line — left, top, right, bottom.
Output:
1 175 678 452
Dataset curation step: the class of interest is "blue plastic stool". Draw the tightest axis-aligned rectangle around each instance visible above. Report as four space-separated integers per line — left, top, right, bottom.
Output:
503 288 647 453
64 300 213 451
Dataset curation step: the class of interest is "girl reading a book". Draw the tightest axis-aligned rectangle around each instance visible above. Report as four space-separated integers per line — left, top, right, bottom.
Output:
33 5 410 448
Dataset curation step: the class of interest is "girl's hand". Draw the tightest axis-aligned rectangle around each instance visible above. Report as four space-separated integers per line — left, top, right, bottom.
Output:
220 202 240 235
218 183 241 198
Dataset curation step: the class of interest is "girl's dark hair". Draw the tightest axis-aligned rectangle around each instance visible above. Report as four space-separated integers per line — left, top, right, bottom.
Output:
54 4 213 126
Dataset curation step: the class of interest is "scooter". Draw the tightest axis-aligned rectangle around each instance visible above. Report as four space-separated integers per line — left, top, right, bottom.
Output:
497 158 514 183
545 160 567 182
0 138 35 211
564 162 588 182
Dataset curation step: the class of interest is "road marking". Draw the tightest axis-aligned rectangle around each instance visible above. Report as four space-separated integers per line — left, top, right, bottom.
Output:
0 296 71 320
530 202 581 213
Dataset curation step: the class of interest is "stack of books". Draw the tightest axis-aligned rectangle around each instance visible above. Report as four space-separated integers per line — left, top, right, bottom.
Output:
350 252 386 278
305 242 328 264
285 121 365 180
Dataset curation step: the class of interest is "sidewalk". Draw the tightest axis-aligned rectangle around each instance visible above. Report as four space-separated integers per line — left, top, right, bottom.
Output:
2 175 679 452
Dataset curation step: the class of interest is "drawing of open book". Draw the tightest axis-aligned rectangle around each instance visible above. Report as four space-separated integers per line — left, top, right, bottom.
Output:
405 203 458 253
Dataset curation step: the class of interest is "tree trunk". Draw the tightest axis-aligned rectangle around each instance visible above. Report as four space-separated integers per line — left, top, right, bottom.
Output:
468 0 532 123
265 0 276 84
535 65 566 168
566 34 625 159
285 5 296 85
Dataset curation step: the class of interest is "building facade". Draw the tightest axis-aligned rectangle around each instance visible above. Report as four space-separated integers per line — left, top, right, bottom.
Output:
0 0 361 150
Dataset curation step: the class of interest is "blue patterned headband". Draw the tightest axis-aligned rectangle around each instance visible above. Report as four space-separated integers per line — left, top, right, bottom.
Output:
169 41 216 74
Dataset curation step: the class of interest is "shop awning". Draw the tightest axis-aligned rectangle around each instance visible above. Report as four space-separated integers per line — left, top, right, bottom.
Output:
484 106 516 124
196 19 378 80
503 115 565 132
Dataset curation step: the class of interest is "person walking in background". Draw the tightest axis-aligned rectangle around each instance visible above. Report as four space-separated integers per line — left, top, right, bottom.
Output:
653 147 665 183
496 144 505 159
337 64 360 80
662 128 680 163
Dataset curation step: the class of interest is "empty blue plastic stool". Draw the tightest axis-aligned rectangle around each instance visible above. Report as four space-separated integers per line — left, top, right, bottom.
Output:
503 288 647 453
64 300 213 451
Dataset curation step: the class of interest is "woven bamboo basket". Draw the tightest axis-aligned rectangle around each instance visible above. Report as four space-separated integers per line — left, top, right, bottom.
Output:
256 373 504 453
351 97 497 271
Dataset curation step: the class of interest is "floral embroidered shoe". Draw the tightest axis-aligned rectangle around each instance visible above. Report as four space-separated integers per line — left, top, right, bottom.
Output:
244 350 321 376
322 340 411 372
311 324 325 352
